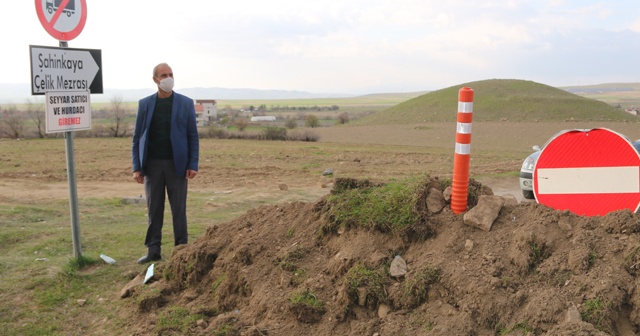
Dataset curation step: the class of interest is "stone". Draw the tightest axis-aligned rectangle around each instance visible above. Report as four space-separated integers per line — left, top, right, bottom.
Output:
122 195 145 205
566 305 582 322
426 188 446 213
464 239 474 251
322 168 334 176
196 319 208 329
501 194 518 207
120 273 146 298
443 186 452 202
463 195 505 231
278 183 288 191
389 255 407 278
357 287 368 306
377 304 391 318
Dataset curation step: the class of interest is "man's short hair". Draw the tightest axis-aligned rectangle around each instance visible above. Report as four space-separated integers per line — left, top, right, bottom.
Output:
153 63 170 78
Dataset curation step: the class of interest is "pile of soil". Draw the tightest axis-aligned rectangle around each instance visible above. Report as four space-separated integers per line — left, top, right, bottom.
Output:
122 177 640 336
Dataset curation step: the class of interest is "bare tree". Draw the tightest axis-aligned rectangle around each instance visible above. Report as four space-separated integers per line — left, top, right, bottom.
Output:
109 95 128 137
1 105 24 139
234 118 249 131
337 112 350 124
25 98 46 138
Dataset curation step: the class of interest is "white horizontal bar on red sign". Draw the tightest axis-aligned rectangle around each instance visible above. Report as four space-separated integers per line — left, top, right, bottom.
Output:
537 166 640 194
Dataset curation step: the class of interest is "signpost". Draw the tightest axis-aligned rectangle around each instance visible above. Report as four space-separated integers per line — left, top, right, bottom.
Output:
30 45 102 95
533 128 640 216
33 0 97 259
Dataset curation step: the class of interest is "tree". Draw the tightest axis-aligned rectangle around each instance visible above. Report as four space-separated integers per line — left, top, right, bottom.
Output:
1 105 24 139
109 95 128 137
234 118 249 131
337 112 350 125
305 114 320 128
285 117 297 129
25 98 46 138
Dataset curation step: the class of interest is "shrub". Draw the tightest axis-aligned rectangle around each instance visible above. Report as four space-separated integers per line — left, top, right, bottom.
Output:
305 114 320 128
262 127 287 140
337 112 350 124
234 118 249 131
287 130 319 142
285 118 297 129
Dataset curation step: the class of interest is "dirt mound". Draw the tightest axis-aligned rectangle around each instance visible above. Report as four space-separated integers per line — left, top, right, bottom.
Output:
122 177 640 336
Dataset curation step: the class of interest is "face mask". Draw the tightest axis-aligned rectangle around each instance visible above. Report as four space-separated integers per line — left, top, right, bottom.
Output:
158 77 174 93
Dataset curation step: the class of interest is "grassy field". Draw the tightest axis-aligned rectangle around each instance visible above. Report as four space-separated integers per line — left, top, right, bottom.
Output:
3 80 640 335
6 119 640 335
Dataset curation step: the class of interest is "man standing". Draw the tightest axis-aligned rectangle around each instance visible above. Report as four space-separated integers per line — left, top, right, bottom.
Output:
132 63 199 264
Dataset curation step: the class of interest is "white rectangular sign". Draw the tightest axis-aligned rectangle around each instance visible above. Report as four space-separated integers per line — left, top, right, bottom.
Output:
45 90 92 133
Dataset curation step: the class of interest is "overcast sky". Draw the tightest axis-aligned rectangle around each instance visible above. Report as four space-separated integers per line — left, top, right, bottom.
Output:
5 0 640 95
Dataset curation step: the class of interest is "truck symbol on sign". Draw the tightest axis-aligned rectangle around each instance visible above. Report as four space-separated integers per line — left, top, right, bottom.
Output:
46 0 75 17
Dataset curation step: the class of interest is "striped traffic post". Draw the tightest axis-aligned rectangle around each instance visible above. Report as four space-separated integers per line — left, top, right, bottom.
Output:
451 87 474 214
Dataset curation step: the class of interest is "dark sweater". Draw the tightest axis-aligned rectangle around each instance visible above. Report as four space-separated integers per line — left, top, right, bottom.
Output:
147 94 174 159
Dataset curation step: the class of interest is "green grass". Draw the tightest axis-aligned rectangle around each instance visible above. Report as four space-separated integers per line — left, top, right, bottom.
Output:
323 176 426 234
581 297 610 332
497 321 535 336
344 263 387 308
398 267 441 309
157 306 205 334
290 289 324 308
215 92 426 110
0 192 253 335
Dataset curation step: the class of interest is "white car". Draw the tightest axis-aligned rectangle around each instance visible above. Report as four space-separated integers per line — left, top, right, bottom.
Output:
519 147 542 200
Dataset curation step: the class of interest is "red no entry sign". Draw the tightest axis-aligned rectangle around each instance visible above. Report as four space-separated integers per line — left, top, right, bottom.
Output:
533 128 640 216
35 0 87 41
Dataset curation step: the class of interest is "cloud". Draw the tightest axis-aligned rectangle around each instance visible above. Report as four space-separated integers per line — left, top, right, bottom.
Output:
6 0 640 94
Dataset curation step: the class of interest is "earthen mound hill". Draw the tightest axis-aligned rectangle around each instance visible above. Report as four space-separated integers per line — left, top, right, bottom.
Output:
122 177 640 336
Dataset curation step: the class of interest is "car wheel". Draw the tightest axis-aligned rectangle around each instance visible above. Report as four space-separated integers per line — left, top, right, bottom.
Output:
522 189 535 200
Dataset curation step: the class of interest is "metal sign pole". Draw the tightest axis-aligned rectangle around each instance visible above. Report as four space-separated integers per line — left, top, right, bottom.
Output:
60 40 82 258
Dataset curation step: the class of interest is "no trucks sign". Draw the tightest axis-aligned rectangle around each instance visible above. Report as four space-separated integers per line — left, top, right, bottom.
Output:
533 128 640 216
35 0 87 41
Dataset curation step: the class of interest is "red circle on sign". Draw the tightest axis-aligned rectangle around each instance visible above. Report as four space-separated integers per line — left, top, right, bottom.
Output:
35 0 87 41
533 128 640 216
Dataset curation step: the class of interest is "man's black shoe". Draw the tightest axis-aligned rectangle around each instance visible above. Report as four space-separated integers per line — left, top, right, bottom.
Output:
137 254 161 264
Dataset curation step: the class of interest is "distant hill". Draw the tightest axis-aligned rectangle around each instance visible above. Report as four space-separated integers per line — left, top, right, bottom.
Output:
355 79 639 125
562 82 640 94
0 83 353 104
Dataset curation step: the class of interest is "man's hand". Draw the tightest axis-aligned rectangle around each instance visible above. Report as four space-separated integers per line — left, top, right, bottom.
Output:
186 170 198 179
133 171 144 184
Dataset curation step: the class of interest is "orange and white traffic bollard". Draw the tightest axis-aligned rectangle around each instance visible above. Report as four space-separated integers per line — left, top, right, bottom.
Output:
451 87 474 214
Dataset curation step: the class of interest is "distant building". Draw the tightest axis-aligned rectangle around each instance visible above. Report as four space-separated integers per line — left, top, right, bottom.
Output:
250 116 276 122
194 99 218 126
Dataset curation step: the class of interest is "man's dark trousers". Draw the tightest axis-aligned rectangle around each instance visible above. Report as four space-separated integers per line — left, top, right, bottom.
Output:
144 158 188 256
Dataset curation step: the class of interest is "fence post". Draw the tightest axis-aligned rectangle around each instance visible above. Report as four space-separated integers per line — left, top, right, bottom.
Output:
451 87 474 214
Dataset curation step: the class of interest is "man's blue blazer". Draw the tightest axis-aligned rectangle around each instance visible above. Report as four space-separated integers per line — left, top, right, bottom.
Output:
132 92 199 178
